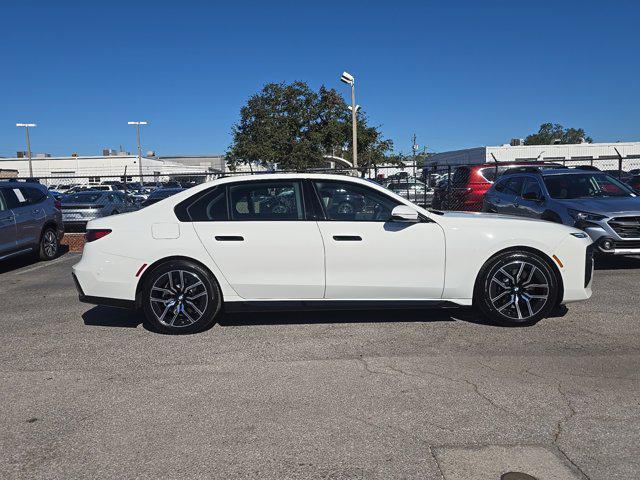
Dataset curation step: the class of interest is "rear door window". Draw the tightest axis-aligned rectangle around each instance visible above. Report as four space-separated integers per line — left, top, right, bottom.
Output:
20 187 47 205
229 181 304 221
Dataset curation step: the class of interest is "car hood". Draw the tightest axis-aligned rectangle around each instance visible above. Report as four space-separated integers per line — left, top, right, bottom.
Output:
556 196 640 215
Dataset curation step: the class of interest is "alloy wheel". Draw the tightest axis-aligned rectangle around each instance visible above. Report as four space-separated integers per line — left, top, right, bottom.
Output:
43 230 58 258
488 260 549 321
149 270 209 328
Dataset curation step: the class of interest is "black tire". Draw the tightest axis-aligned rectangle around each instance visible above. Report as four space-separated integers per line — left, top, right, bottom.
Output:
37 226 59 261
141 260 221 334
474 250 558 326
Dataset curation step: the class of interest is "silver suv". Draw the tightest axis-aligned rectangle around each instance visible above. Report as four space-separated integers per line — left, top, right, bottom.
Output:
483 167 640 255
0 181 64 261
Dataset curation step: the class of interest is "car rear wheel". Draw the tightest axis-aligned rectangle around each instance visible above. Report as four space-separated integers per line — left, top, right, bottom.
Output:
475 251 558 326
141 260 221 334
37 227 59 261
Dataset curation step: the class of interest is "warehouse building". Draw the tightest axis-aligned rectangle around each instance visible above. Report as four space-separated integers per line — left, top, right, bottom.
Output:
425 141 640 171
0 152 214 185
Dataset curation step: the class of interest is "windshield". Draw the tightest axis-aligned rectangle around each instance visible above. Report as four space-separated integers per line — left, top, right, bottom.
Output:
543 173 635 199
65 192 104 203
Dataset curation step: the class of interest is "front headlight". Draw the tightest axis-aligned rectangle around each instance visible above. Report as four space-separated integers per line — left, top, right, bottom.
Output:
567 209 606 222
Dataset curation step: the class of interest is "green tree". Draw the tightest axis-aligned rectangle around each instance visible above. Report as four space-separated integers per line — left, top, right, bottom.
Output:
524 123 593 145
227 81 395 171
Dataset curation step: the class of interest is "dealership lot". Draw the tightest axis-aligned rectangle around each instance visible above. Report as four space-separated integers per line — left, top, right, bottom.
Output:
1 253 639 479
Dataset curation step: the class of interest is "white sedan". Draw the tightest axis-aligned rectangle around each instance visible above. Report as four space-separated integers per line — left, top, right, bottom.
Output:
72 173 594 333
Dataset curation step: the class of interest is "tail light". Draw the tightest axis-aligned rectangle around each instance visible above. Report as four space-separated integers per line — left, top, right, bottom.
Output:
54 200 61 210
85 229 112 242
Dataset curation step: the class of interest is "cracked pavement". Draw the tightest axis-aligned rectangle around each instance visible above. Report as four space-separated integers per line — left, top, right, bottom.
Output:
0 253 639 479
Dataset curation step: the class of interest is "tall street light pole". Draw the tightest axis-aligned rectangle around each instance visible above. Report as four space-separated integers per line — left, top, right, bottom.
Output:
16 123 36 177
340 71 357 169
128 121 148 183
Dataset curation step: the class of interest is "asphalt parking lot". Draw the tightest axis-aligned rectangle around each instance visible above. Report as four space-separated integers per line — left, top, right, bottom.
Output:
1 253 639 480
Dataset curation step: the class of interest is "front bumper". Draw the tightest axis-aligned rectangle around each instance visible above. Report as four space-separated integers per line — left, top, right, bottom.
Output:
583 225 640 255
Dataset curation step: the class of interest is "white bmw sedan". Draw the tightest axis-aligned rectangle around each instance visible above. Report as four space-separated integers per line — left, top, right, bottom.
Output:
72 174 593 333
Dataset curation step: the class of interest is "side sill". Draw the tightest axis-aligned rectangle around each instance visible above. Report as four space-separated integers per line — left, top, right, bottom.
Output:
224 300 460 313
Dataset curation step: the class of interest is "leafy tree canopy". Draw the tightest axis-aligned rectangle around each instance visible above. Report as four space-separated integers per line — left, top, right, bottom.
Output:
227 81 395 171
524 123 593 145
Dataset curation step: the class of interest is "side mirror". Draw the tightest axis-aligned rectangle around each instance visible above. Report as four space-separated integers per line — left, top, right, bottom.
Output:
522 191 543 202
390 205 419 223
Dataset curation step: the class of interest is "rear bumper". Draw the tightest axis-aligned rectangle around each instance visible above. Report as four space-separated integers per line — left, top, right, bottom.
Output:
72 272 135 309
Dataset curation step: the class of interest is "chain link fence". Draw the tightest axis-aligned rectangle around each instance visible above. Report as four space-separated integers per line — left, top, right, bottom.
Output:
8 156 640 231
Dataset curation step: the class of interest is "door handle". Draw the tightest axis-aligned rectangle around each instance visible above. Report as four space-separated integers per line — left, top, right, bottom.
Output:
215 235 244 241
333 235 362 241
32 209 40 214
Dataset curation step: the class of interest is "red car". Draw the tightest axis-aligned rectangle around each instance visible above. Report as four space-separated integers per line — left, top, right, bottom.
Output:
431 162 564 211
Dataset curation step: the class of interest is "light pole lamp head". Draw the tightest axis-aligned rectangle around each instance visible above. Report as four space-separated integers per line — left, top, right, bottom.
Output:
16 123 36 128
340 71 354 85
128 121 148 125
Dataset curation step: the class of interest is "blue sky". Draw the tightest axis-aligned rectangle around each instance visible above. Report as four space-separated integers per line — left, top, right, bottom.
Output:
1 0 639 157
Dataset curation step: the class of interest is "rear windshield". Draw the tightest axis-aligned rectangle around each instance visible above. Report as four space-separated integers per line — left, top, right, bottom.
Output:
65 192 103 203
543 173 635 199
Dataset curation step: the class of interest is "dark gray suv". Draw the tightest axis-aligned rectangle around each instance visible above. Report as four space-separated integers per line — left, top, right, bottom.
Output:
483 167 640 255
0 181 64 261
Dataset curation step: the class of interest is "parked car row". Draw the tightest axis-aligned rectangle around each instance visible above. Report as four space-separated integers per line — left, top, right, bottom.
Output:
421 161 640 257
48 181 187 229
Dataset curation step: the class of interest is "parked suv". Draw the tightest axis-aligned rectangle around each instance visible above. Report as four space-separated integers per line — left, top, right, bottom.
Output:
483 167 640 255
0 181 64 261
430 162 564 211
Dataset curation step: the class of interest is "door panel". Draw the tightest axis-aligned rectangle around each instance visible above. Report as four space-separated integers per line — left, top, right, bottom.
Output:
0 191 16 254
190 180 325 299
317 221 446 299
516 178 545 218
194 221 325 299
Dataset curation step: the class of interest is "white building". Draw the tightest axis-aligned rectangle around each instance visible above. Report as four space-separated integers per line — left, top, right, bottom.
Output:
425 141 640 171
0 154 212 185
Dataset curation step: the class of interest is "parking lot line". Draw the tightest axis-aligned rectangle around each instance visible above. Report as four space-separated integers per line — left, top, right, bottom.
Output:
14 253 80 275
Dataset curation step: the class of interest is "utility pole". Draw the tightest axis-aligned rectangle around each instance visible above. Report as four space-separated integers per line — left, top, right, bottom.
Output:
128 121 148 184
16 123 36 177
412 134 418 180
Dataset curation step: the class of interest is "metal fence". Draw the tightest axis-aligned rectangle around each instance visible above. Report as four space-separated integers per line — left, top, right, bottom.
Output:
9 156 640 222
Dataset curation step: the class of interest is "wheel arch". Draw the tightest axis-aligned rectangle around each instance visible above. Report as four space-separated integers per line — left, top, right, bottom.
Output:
134 255 224 309
38 220 60 244
473 245 564 306
541 210 562 223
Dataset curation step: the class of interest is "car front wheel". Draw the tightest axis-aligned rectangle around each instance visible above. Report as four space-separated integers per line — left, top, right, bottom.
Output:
475 251 558 326
141 260 222 334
